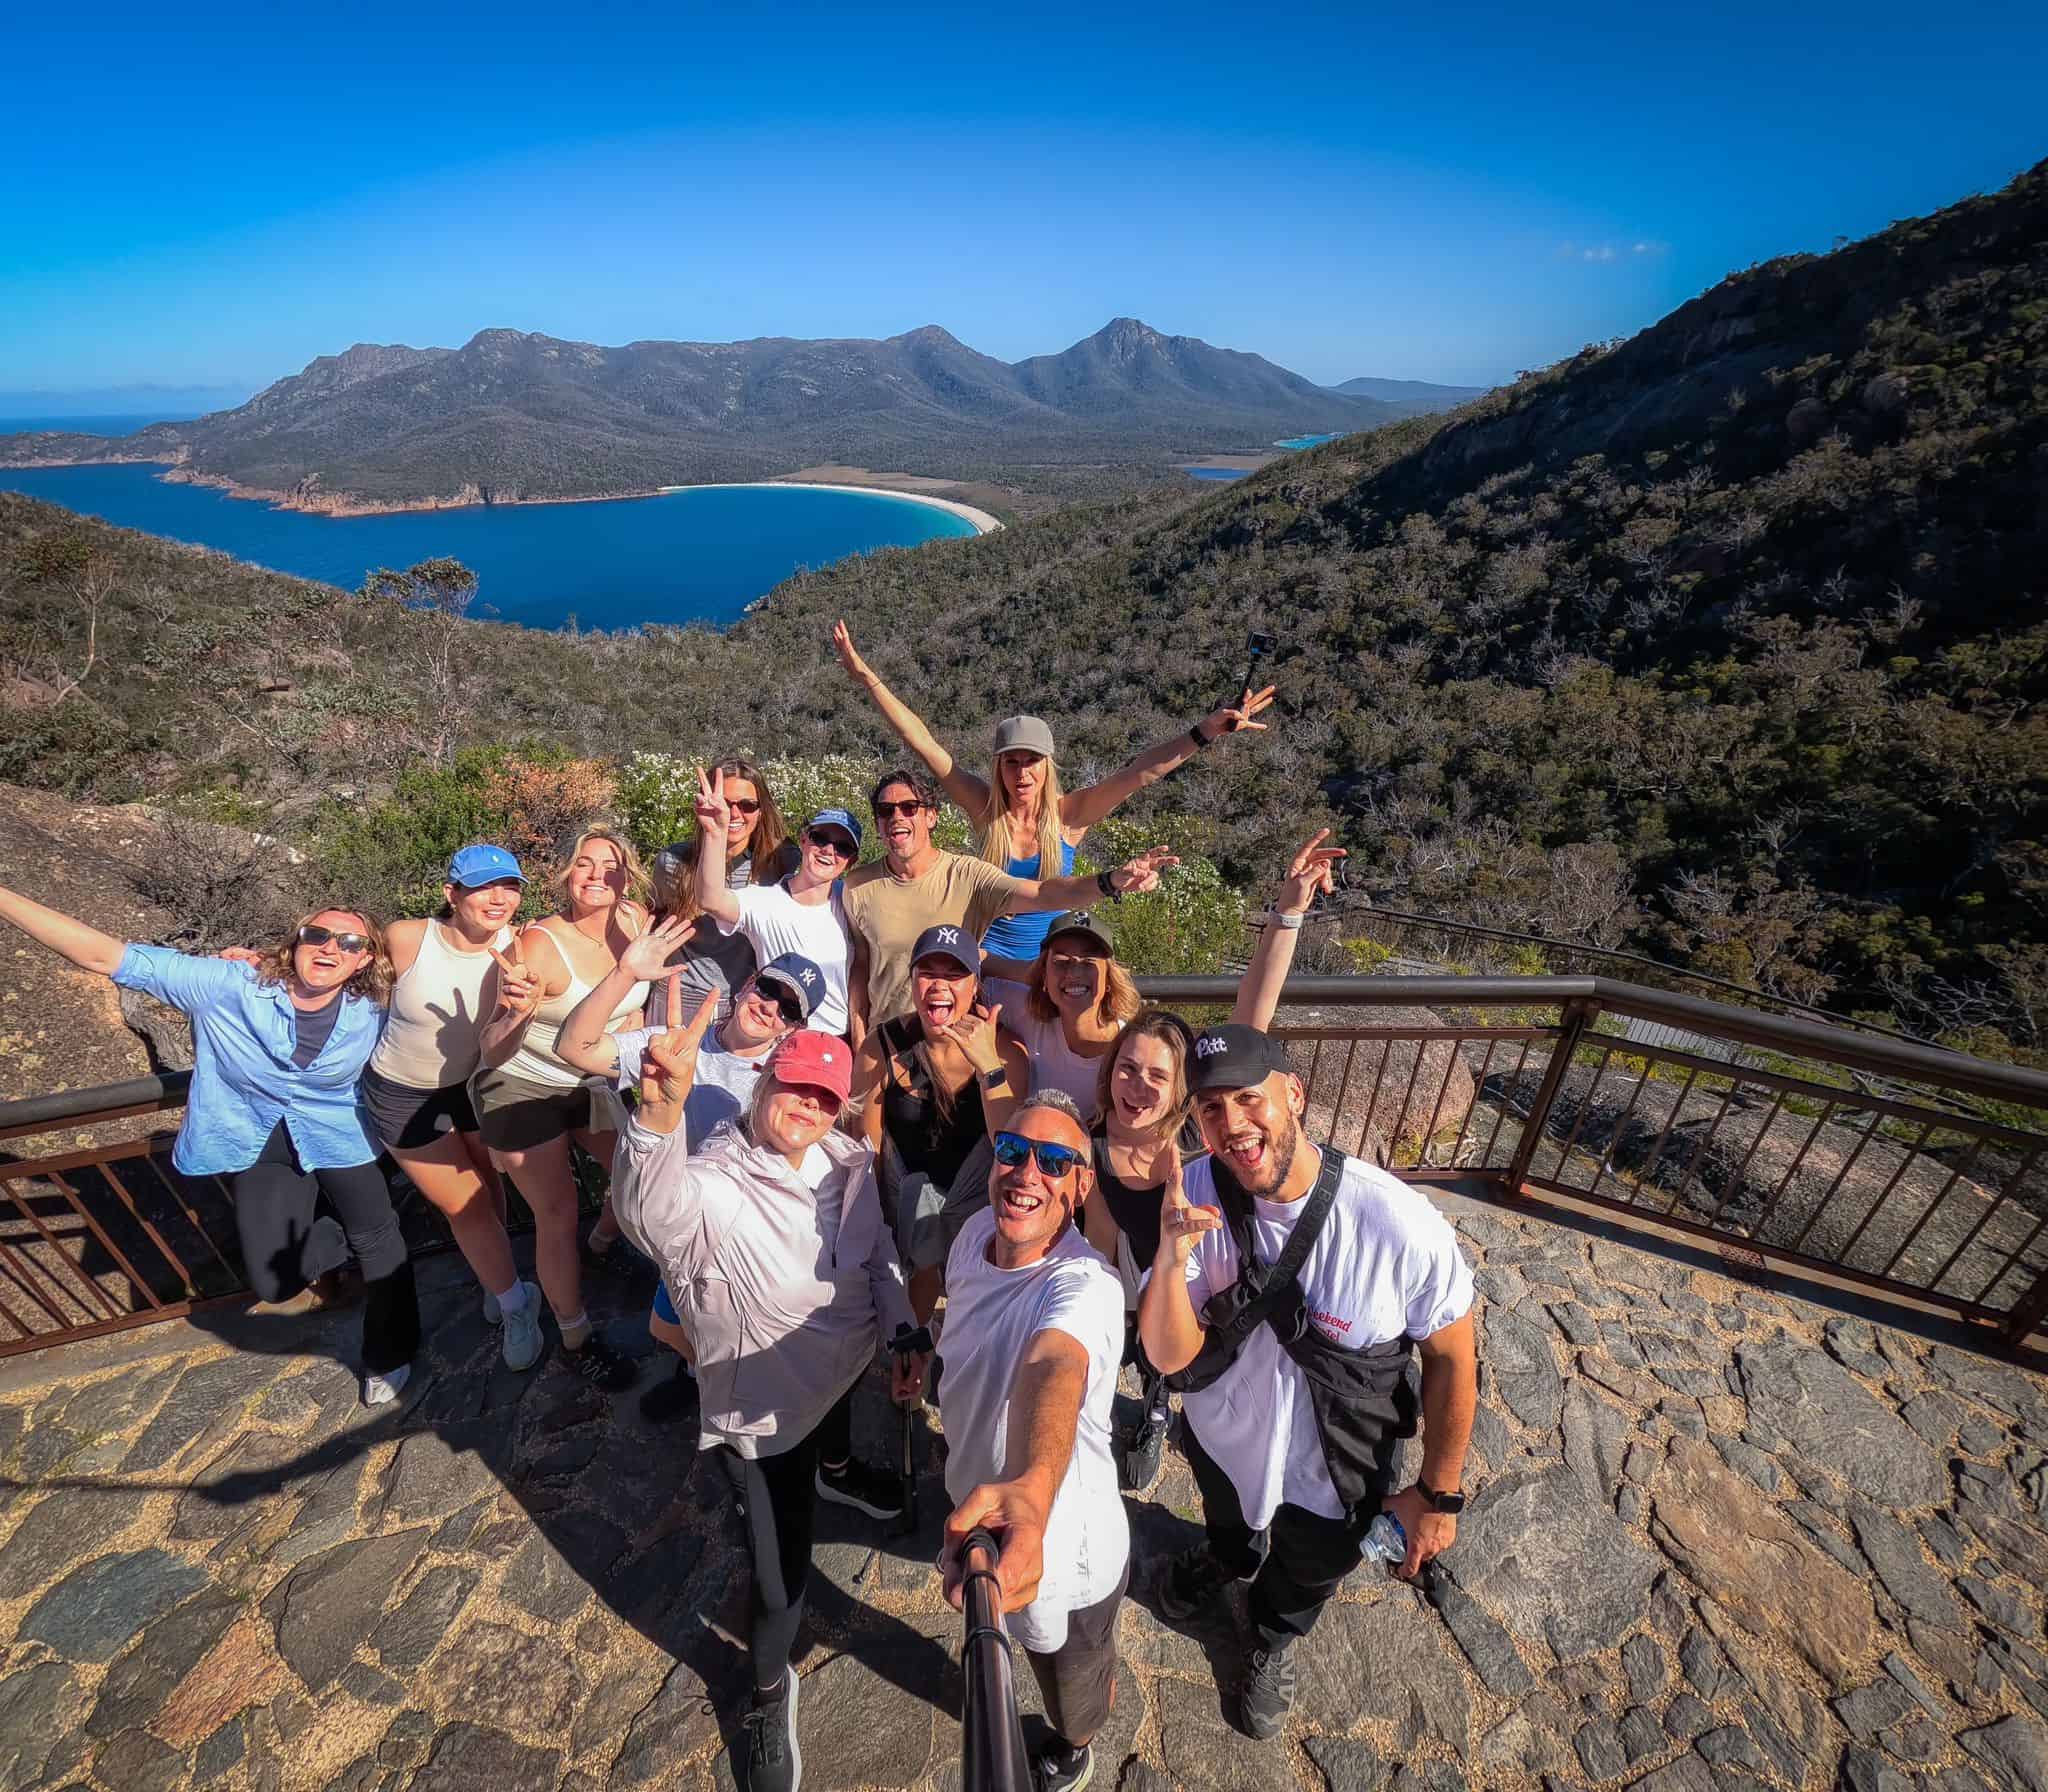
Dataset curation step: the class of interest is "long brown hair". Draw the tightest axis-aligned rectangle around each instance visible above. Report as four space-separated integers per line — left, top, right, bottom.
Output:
258 907 392 1006
1095 1008 1195 1140
1027 939 1142 1028
655 758 791 922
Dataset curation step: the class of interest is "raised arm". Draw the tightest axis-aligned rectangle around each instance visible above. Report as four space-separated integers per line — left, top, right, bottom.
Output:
938 1004 1031 1135
1233 829 1346 1031
1059 684 1277 833
940 1324 1090 1614
1004 844 1181 915
1136 1145 1224 1375
0 883 129 977
558 923 688 1078
833 619 990 818
691 768 744 928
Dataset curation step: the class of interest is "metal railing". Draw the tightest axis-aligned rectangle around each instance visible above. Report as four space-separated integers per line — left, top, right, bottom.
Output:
3 975 2046 1357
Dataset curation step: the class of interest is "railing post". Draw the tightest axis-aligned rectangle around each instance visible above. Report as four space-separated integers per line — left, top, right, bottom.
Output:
1505 998 1597 1194
2003 1264 2048 1349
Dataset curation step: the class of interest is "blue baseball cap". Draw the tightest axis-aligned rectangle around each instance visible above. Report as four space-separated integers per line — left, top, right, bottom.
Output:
755 952 826 1020
911 923 981 976
447 843 524 887
805 808 864 849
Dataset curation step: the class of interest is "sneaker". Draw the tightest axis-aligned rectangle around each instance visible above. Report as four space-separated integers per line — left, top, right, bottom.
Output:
1238 1641 1296 1740
360 1363 412 1408
1033 1739 1094 1791
564 1331 637 1392
740 1671 801 1791
814 1457 904 1521
1158 1541 1226 1622
500 1285 544 1372
483 1277 537 1325
639 1357 698 1422
1118 1412 1167 1492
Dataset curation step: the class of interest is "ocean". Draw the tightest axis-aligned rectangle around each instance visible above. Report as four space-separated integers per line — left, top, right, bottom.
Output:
0 463 979 631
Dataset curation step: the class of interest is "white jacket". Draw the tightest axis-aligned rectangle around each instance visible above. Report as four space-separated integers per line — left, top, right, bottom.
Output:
611 1113 915 1458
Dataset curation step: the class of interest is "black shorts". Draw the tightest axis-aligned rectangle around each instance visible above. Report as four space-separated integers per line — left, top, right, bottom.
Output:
360 1066 480 1153
470 1066 615 1153
1023 1566 1128 1745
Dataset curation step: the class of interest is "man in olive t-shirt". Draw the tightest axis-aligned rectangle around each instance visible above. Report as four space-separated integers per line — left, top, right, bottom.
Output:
843 768 1174 1031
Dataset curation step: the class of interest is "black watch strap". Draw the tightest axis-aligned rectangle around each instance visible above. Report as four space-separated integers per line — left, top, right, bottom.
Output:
979 1065 1009 1089
1421 1481 1467 1514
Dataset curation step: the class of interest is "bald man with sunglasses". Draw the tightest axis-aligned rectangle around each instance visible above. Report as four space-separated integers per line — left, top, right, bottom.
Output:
937 1089 1128 1792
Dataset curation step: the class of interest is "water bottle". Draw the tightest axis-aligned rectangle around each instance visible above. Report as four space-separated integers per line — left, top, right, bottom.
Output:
1364 1511 1407 1565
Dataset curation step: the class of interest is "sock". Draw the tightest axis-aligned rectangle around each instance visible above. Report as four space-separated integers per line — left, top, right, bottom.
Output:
819 1457 847 1475
559 1311 591 1348
755 1674 787 1705
493 1279 528 1315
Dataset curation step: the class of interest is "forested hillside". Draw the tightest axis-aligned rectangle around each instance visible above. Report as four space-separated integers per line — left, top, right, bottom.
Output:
2 158 2043 1052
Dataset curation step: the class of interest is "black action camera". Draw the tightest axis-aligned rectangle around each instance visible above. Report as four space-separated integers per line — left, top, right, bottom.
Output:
1237 630 1277 706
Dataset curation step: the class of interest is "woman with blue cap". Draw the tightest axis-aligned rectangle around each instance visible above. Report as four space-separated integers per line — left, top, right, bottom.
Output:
833 618 1276 978
362 843 545 1372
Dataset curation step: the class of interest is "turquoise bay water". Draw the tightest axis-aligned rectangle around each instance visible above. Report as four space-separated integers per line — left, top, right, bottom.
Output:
1186 468 1247 481
1272 432 1341 450
0 463 978 631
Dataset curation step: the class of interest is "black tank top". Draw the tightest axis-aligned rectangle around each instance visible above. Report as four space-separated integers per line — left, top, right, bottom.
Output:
1090 1121 1205 1267
881 1016 987 1186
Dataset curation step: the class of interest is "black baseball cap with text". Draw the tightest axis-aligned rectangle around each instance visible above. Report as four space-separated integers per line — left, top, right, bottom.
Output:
1187 1023 1293 1093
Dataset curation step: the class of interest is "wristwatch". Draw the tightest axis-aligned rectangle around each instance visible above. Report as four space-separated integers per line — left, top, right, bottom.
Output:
979 1066 1009 1090
1419 1481 1467 1515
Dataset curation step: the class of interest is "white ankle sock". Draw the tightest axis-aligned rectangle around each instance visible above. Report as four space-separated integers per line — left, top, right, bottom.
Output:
559 1311 590 1346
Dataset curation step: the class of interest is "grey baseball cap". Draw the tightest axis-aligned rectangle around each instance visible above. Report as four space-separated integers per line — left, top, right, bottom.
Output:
1043 910 1115 955
993 715 1057 759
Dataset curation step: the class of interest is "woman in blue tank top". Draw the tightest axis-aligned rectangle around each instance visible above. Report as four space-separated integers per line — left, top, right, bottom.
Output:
832 619 1278 978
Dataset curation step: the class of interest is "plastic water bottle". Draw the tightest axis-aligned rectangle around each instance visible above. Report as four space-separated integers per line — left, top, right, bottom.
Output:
1364 1512 1407 1565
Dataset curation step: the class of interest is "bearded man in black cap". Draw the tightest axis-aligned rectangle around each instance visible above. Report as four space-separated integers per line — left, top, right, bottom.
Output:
1137 1022 1479 1742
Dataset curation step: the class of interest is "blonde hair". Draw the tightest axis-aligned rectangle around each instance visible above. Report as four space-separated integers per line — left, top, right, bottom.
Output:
1027 940 1142 1028
1095 1009 1195 1141
259 907 392 1007
656 758 791 923
548 823 650 914
977 753 1066 873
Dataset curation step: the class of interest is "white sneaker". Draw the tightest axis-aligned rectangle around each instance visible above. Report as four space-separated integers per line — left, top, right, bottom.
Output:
361 1363 412 1407
500 1284 544 1371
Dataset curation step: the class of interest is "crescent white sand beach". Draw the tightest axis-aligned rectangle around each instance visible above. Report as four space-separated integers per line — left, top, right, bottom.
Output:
658 479 1002 534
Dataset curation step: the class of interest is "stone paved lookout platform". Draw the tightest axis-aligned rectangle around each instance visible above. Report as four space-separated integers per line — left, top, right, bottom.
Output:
2 1194 2046 1792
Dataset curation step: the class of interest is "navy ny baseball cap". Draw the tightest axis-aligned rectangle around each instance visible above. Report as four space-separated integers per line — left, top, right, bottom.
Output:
911 923 980 976
756 952 826 1020
447 843 524 887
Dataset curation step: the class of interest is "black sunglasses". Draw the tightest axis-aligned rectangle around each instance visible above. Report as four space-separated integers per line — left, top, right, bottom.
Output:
727 798 762 817
806 829 857 858
872 798 931 820
992 1131 1086 1179
753 983 805 1025
298 924 371 954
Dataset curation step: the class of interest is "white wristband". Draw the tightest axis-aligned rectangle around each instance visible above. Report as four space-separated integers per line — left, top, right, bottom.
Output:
1265 910 1305 931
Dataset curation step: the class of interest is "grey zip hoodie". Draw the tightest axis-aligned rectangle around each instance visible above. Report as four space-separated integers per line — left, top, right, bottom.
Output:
611 1112 915 1458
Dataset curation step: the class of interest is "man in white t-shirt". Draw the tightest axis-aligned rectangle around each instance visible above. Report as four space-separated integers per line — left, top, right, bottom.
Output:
938 1090 1128 1792
696 780 859 1035
1139 1024 1478 1743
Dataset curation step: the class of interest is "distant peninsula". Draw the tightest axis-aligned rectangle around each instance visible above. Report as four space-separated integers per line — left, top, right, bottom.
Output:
0 319 1476 515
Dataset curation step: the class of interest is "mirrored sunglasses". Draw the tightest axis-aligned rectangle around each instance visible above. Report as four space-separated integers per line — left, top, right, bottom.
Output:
298 924 371 954
992 1132 1086 1179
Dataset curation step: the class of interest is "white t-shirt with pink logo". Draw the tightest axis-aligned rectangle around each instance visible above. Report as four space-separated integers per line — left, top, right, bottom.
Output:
1154 1150 1473 1529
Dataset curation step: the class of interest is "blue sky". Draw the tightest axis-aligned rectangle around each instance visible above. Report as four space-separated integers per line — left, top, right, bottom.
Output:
3 0 2042 406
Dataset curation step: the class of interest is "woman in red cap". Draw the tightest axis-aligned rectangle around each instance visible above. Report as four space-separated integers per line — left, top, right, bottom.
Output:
832 618 1276 977
611 1014 922 1792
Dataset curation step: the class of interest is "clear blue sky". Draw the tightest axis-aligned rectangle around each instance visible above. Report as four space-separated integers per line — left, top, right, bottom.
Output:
4 0 2042 406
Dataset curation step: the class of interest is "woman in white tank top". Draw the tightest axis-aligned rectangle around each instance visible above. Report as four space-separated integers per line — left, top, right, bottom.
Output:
1010 912 1142 1125
475 824 650 1392
360 843 535 1367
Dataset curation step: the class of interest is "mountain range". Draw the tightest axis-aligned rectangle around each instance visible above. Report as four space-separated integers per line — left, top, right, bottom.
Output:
1329 374 1491 405
0 320 1473 511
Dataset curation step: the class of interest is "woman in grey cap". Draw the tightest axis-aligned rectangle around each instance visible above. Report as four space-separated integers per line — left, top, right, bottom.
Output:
832 619 1276 976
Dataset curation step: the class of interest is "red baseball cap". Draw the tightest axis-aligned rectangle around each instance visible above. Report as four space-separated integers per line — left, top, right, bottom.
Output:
767 1030 853 1104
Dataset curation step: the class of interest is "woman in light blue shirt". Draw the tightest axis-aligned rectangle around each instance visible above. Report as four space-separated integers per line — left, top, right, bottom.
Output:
0 882 420 1405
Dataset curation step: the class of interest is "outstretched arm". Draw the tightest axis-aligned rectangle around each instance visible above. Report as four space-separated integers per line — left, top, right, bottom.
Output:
691 769 744 928
833 619 991 818
1004 845 1181 915
0 884 129 977
940 1326 1090 1614
558 926 689 1078
1233 829 1346 1031
1059 685 1277 833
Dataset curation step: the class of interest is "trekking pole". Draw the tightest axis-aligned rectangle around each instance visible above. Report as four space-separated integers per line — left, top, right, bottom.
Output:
958 1528 1032 1792
889 1322 934 1536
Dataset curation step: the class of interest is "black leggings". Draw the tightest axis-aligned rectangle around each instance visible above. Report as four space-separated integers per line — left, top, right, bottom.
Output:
231 1121 420 1375
730 1387 856 1687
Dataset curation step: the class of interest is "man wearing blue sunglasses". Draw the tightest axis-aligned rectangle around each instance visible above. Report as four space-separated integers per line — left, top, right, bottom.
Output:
936 1090 1129 1792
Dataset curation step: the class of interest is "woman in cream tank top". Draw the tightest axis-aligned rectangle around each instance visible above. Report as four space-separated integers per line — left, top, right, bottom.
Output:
473 824 650 1392
359 844 540 1371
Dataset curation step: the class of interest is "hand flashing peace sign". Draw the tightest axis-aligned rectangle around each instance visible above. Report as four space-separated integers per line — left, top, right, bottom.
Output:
488 937 543 1022
639 984 719 1115
695 765 731 837
1157 1142 1223 1268
1277 828 1346 917
831 618 875 684
1108 845 1182 896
